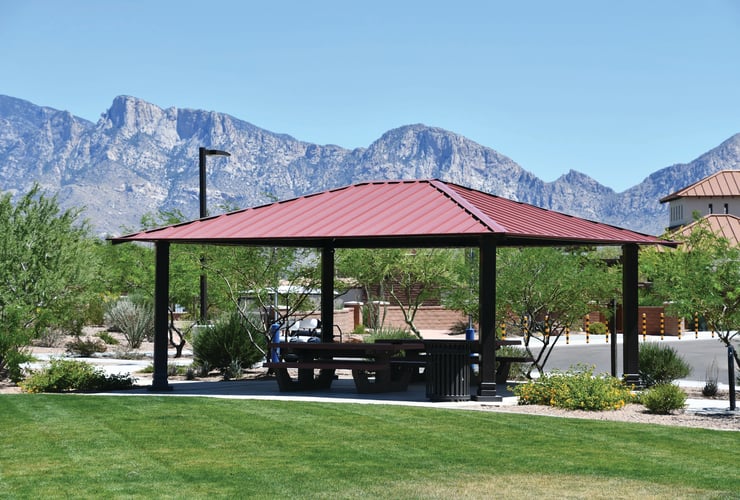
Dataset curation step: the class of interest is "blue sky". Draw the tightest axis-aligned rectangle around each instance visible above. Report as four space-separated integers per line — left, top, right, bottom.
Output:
2 0 739 192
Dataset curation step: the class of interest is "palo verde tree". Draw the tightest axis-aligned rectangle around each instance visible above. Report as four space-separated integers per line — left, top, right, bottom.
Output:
495 247 617 376
336 248 463 337
0 185 96 381
208 246 322 356
641 218 740 371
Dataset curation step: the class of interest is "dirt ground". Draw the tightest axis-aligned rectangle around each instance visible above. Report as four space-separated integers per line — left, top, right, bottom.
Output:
2 329 737 432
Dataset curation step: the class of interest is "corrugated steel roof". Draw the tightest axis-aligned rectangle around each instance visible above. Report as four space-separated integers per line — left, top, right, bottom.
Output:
111 179 672 247
660 170 740 203
671 214 740 247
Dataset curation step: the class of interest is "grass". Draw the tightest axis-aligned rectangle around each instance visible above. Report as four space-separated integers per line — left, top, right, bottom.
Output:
0 394 738 499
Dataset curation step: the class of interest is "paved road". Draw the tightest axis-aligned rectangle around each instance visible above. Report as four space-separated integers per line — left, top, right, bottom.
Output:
530 333 736 386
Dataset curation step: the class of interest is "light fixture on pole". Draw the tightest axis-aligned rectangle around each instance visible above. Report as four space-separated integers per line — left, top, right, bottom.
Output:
198 147 231 324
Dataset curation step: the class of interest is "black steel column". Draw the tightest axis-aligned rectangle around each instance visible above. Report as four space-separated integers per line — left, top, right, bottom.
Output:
474 235 500 401
321 244 335 342
622 243 640 385
150 241 172 391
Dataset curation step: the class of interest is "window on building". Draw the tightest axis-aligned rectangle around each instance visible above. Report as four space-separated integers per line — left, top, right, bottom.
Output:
709 203 713 214
724 203 729 214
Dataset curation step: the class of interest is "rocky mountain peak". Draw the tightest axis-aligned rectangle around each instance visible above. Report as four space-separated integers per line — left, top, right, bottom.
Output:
1 94 739 237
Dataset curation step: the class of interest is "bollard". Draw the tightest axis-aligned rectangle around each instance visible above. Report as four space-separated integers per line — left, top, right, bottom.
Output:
544 315 550 343
566 326 570 345
694 312 699 339
500 322 506 340
677 316 682 340
585 315 590 344
660 312 665 340
642 312 647 341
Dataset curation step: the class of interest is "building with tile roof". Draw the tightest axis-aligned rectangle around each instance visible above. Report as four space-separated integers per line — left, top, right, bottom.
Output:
660 170 740 245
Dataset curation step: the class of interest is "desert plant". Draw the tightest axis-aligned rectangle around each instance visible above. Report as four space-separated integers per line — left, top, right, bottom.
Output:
96 330 119 345
192 313 265 376
638 342 691 388
702 359 719 397
366 327 417 343
105 298 154 349
588 321 608 335
19 359 135 393
224 360 243 380
640 383 687 414
65 337 107 357
514 364 633 411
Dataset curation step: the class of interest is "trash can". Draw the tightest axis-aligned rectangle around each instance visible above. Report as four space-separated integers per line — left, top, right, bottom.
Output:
424 340 470 402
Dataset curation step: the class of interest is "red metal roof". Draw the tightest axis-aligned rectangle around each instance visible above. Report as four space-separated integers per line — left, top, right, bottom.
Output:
111 179 672 247
660 170 740 202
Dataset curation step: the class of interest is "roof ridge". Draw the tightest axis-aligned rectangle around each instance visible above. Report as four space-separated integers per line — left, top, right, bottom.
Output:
428 179 508 233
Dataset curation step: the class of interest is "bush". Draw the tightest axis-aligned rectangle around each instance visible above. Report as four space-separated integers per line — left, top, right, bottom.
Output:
366 327 417 342
639 342 691 388
702 359 719 397
65 337 107 357
588 321 608 335
0 330 34 383
105 299 154 349
640 383 687 414
96 331 119 345
513 365 634 411
192 313 266 375
19 359 135 393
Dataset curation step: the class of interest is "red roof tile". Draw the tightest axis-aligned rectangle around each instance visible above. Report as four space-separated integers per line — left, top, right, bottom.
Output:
111 179 672 247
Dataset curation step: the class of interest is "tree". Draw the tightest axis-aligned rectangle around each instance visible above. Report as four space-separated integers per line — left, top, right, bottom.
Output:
0 185 95 380
641 219 740 370
337 248 462 337
495 247 618 376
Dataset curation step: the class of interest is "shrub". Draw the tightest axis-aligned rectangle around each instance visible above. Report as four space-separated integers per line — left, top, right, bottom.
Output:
105 299 154 349
589 321 608 335
640 383 687 414
65 337 107 357
513 365 633 411
702 359 719 397
639 342 691 388
192 313 266 375
0 330 34 383
96 331 119 345
19 359 135 393
366 327 417 342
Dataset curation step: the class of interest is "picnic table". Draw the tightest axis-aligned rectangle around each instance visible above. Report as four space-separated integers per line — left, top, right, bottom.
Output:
263 341 426 393
264 338 532 395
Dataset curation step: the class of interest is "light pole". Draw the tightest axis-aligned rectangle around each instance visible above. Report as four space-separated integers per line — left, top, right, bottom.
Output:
199 147 230 324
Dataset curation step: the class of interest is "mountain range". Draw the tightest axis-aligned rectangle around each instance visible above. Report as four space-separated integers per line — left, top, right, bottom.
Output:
1 94 739 237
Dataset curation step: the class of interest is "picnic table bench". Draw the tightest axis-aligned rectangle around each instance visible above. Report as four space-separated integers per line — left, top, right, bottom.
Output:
263 338 533 394
263 341 425 393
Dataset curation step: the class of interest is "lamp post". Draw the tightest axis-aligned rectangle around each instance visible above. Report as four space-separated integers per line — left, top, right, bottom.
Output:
199 147 230 324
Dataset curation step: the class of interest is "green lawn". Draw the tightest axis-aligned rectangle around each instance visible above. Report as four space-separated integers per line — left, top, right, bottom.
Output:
0 394 737 499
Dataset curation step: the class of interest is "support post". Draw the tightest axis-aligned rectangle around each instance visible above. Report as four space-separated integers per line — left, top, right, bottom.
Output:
622 243 640 385
474 235 500 401
150 242 172 391
321 244 335 342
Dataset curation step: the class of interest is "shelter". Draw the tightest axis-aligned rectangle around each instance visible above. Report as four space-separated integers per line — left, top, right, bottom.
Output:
111 179 674 400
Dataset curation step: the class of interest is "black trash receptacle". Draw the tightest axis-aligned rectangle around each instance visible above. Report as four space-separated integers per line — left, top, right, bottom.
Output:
424 340 470 402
